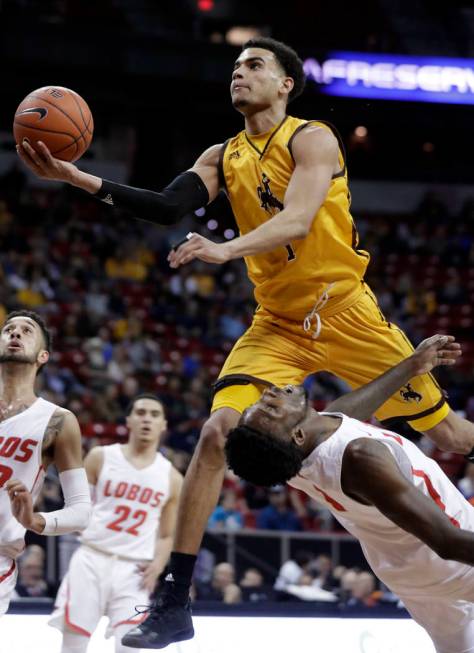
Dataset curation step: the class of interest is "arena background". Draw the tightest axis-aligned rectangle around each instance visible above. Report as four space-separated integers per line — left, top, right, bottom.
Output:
1 1 474 651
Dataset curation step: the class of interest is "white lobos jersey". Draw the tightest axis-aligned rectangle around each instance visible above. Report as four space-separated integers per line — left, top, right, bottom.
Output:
288 413 474 600
0 398 58 557
81 444 172 561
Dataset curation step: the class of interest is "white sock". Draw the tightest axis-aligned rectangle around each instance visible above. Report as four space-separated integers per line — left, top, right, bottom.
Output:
60 629 90 653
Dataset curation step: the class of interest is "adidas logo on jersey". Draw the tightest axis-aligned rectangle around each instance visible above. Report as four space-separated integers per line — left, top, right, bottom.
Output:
165 573 175 582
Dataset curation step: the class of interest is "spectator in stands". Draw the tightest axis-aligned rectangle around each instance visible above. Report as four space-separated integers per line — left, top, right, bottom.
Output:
458 462 474 501
312 554 340 592
256 486 302 532
195 562 241 603
338 568 359 603
345 571 381 609
208 488 244 531
274 550 314 592
240 568 274 603
12 545 51 599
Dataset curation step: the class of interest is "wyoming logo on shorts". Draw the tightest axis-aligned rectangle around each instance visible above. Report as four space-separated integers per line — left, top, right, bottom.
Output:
400 383 423 403
257 173 283 215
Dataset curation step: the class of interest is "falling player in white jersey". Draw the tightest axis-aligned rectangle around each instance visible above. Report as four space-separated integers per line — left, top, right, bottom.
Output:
226 334 474 653
0 310 91 616
50 394 183 653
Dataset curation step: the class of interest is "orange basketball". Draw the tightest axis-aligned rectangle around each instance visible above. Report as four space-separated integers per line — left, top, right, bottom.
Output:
13 86 94 163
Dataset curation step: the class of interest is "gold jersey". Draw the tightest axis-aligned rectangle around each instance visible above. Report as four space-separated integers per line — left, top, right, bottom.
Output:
220 115 370 322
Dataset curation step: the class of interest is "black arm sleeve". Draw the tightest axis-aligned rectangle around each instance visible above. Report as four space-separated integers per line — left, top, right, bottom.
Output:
93 170 209 225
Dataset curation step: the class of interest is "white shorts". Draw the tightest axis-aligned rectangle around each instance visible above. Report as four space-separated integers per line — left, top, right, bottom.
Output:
0 556 17 617
402 594 474 653
49 545 149 638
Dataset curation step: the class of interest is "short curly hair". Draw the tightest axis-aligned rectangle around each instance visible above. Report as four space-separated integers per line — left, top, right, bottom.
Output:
242 37 306 102
4 310 52 352
224 423 305 487
3 310 52 374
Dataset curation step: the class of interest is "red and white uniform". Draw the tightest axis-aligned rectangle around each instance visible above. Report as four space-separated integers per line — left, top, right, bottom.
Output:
289 414 474 653
0 398 58 616
50 443 172 638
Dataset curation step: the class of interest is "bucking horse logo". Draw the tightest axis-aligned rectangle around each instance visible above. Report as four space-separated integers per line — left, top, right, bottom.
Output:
400 383 422 403
257 173 283 215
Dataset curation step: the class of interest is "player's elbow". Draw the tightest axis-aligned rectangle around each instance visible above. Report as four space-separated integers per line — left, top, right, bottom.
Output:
291 216 311 239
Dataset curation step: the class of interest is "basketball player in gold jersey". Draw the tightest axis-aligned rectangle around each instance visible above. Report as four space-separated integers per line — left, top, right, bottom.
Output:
17 37 474 648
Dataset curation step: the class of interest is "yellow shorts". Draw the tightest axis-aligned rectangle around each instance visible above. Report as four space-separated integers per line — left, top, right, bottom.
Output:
212 286 449 432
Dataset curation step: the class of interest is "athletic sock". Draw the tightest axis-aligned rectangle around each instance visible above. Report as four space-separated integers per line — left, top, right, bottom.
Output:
160 552 197 605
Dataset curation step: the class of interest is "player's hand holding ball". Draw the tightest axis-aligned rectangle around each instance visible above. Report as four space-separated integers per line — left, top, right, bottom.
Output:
5 479 46 534
17 140 78 184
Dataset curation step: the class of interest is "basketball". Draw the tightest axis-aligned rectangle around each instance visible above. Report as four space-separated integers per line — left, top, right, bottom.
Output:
13 86 93 163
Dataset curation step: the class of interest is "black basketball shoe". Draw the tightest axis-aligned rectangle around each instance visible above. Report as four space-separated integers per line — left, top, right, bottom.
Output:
121 597 194 649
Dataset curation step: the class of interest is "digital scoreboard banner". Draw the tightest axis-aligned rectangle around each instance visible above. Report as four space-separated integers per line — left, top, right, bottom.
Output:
303 51 474 104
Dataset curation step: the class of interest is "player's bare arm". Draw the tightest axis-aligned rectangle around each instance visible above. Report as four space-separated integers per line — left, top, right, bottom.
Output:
83 446 105 486
139 467 183 593
6 409 91 535
17 139 220 223
326 334 461 421
168 126 339 268
342 438 474 566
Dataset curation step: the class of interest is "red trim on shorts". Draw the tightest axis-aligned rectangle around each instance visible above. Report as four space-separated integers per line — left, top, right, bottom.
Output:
0 560 15 584
65 581 91 637
312 484 346 511
412 468 460 528
113 614 147 628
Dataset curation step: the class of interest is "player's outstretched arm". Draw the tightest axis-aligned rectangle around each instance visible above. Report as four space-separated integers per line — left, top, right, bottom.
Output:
326 334 461 421
16 140 221 225
139 468 183 593
342 438 474 566
8 410 91 535
168 126 339 268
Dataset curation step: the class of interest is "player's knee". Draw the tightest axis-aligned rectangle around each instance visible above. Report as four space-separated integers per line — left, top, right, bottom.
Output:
424 410 474 454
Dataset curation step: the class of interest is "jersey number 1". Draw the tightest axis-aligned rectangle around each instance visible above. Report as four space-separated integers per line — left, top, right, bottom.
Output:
285 244 296 261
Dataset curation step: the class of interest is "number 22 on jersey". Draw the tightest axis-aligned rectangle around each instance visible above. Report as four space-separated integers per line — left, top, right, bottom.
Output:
106 504 148 536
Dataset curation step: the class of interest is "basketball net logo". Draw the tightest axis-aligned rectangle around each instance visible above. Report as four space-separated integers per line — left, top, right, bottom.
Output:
16 107 48 121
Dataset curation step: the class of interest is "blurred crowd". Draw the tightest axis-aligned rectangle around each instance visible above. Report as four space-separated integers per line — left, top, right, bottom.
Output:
1 167 473 605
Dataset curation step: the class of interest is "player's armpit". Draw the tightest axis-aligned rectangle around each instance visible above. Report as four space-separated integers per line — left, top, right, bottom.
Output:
341 438 474 565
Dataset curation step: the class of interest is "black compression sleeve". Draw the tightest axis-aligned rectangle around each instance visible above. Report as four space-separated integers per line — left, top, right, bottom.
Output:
93 170 209 225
